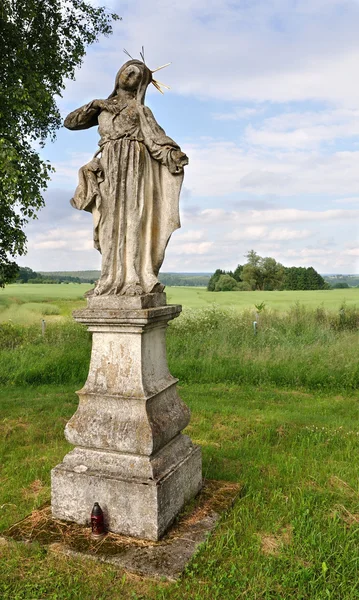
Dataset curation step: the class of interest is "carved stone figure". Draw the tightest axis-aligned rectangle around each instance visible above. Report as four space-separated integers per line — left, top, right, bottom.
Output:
52 57 202 541
64 59 188 296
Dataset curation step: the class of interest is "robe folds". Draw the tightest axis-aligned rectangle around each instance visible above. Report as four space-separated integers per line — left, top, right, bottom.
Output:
67 101 184 296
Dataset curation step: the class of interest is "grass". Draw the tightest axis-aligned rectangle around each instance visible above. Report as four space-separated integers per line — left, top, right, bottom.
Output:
0 283 91 302
0 283 90 324
1 384 359 598
1 290 359 597
0 304 358 392
1 284 359 324
166 286 359 312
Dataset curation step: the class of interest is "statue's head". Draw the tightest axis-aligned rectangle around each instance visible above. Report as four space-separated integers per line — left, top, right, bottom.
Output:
108 54 171 104
109 60 152 104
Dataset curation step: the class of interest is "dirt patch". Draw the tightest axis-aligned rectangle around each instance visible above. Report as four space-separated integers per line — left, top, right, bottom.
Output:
22 479 45 499
258 525 293 556
329 476 358 497
332 504 359 526
1 418 30 438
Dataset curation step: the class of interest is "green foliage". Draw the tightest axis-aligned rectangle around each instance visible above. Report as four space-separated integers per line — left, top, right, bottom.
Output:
241 252 286 291
33 270 211 286
159 273 210 287
214 274 240 291
254 301 266 312
39 269 101 282
0 1 119 285
236 281 251 291
283 266 327 290
209 250 328 292
16 266 84 284
245 249 261 267
332 282 350 289
207 269 225 291
0 321 91 385
168 304 359 392
232 264 243 282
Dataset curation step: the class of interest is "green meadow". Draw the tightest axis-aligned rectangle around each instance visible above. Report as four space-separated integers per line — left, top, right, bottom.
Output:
1 283 359 598
1 283 359 324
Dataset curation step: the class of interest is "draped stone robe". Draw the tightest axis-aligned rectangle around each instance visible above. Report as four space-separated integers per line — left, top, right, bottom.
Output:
65 98 184 296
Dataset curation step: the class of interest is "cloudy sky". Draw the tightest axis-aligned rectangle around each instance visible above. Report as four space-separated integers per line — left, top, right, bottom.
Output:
21 0 359 274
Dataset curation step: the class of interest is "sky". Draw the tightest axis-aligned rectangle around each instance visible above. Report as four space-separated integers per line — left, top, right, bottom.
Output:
21 0 359 274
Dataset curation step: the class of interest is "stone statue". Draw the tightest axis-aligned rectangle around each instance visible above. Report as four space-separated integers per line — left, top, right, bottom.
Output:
53 57 201 540
64 59 188 296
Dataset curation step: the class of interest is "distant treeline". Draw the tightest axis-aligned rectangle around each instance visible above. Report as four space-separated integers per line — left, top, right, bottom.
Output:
208 250 331 291
11 266 358 290
13 268 210 287
15 267 96 284
159 273 210 287
323 275 359 288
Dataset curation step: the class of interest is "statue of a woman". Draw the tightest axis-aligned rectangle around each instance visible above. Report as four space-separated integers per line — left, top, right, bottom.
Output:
64 59 188 296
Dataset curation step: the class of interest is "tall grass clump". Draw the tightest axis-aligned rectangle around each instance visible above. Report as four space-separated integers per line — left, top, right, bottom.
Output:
167 303 359 392
0 321 91 385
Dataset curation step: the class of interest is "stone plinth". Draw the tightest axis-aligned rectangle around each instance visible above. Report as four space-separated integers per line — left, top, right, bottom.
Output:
51 295 202 540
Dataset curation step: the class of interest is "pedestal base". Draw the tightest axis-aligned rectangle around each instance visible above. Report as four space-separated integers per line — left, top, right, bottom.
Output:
51 298 202 540
52 445 201 541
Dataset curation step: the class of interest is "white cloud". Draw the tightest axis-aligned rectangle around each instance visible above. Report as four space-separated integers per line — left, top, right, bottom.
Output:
245 109 359 149
51 152 93 187
228 226 267 240
59 0 359 109
212 107 265 121
173 229 205 241
170 241 213 255
33 240 67 250
184 140 359 198
192 208 359 225
30 227 94 253
335 196 359 205
227 225 313 242
267 228 313 241
284 248 336 258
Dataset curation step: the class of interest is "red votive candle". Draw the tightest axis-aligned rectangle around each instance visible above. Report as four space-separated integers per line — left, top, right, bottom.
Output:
91 502 105 538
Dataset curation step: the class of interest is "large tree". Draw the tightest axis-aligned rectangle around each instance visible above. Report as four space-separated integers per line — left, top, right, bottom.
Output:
283 266 327 290
0 0 119 286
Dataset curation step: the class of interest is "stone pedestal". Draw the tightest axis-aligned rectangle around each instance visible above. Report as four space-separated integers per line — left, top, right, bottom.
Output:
51 294 202 541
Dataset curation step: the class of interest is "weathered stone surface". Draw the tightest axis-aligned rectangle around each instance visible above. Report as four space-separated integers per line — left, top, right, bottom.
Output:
52 59 200 542
64 60 188 297
87 292 167 310
73 303 182 327
61 434 194 480
65 385 190 455
52 445 202 540
64 306 189 454
51 304 202 539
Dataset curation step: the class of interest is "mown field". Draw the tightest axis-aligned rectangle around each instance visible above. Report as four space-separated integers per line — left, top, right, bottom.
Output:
1 284 359 599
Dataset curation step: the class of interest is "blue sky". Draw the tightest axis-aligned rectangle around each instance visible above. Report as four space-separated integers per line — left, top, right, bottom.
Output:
21 0 359 274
